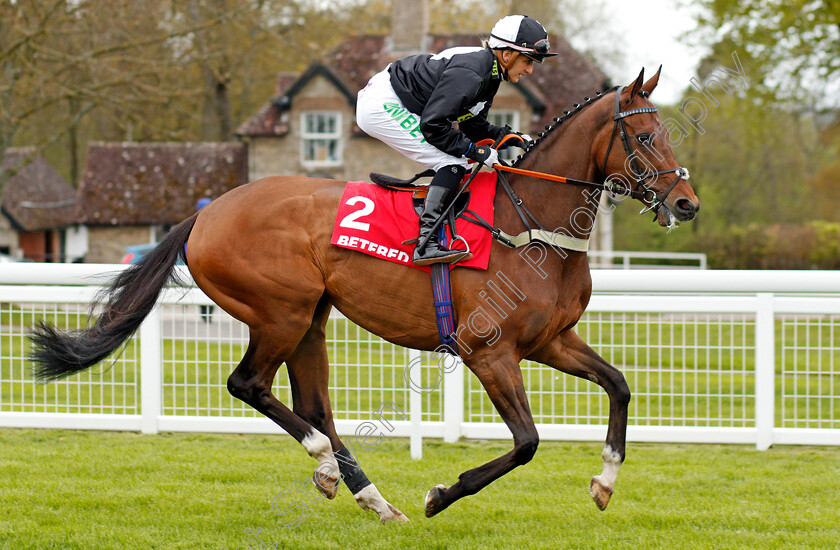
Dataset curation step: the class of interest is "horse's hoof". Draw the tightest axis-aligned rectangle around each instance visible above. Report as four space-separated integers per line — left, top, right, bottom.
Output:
380 503 410 523
425 484 447 517
313 469 340 500
589 476 613 511
353 485 409 523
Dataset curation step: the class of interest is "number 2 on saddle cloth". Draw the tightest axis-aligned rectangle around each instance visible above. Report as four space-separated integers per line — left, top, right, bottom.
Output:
330 172 497 272
330 172 499 355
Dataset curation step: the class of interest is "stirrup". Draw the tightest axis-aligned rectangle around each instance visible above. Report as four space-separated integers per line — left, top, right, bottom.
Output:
413 249 465 267
414 256 463 267
413 247 471 266
445 236 472 264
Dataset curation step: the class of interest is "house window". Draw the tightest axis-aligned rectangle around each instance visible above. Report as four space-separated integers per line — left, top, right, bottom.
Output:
301 111 342 166
489 110 521 162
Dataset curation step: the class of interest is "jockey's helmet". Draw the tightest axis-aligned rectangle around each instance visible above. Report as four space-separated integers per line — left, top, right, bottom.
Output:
488 15 558 63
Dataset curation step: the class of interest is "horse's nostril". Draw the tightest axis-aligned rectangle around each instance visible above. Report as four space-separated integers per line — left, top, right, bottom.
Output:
676 199 695 213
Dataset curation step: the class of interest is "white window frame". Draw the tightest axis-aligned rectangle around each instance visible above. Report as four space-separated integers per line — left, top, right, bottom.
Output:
300 111 343 168
488 110 521 162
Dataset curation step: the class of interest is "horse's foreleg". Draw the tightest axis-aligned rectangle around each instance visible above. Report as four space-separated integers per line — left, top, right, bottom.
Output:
285 298 408 523
527 329 630 511
425 352 538 517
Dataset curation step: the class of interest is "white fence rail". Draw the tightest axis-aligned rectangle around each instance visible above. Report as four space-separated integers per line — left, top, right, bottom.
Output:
0 265 838 453
588 250 708 269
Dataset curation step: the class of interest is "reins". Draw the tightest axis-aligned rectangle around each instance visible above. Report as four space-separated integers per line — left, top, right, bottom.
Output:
487 85 691 220
490 159 649 202
416 87 692 254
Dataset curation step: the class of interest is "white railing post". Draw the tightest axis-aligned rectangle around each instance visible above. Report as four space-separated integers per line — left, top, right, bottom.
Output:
755 293 775 450
140 305 162 434
408 348 423 460
443 354 464 443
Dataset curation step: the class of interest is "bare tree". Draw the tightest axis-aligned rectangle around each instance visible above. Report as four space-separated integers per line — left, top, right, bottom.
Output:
0 0 335 188
1 0 213 186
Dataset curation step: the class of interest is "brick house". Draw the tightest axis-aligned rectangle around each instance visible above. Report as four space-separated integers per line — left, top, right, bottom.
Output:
76 142 247 263
0 148 82 262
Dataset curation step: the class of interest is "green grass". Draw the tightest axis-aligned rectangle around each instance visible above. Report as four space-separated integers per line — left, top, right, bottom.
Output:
0 429 838 549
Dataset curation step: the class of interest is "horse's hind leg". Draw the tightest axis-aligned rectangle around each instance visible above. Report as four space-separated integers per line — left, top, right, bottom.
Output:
285 296 408 522
226 325 339 484
527 329 631 511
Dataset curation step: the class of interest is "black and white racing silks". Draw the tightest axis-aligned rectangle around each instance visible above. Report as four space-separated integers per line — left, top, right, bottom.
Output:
388 47 509 159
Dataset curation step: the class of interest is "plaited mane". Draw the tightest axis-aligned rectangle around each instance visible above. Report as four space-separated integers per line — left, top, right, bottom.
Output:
511 86 621 167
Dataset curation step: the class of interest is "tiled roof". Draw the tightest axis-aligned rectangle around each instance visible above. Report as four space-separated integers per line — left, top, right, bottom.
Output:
234 100 288 137
78 142 247 225
237 33 611 136
233 72 300 137
275 72 300 97
1 148 77 231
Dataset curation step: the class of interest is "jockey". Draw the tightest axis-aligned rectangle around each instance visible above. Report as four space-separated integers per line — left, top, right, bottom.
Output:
356 15 556 266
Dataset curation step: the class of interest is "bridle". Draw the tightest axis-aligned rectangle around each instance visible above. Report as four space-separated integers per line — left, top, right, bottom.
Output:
601 85 690 216
491 86 690 216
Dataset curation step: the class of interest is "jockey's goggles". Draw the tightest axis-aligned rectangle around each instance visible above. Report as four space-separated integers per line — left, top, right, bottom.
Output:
489 35 555 63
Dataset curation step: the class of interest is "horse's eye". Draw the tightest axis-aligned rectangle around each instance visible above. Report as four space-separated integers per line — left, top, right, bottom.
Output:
637 133 652 144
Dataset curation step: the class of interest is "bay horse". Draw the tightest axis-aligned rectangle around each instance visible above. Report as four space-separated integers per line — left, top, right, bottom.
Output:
30 68 699 521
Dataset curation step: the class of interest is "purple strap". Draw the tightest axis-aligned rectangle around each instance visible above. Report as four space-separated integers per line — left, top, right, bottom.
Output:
430 227 459 356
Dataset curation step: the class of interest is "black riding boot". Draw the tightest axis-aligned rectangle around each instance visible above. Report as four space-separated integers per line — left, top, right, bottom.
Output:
413 166 467 266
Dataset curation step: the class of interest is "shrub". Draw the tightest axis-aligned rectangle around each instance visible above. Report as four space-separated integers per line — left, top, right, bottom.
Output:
700 222 840 269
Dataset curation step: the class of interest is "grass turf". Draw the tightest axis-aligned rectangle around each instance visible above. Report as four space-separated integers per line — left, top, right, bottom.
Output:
0 429 838 549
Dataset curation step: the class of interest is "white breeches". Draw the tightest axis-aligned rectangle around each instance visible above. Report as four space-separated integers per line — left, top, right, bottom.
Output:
355 68 471 173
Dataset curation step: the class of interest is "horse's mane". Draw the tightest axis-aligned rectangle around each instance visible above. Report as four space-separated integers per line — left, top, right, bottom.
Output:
511 85 621 168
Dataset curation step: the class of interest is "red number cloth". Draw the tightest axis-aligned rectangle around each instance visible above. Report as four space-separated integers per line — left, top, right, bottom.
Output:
331 172 498 271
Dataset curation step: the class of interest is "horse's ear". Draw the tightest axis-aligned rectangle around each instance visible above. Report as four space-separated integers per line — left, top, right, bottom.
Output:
626 68 645 100
641 65 662 96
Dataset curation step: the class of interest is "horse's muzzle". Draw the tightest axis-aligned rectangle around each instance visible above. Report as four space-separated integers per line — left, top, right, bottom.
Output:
672 197 700 222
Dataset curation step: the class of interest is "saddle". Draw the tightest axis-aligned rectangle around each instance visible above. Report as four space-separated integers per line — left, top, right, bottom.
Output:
369 170 473 235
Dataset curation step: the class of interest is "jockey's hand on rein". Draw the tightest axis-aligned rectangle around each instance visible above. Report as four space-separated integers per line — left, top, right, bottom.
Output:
466 143 500 168
499 132 533 150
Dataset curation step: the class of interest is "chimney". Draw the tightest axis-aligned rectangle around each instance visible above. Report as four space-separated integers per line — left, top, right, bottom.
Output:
389 0 429 54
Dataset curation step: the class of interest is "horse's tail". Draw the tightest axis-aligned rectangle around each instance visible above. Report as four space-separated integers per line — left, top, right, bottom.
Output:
30 213 199 382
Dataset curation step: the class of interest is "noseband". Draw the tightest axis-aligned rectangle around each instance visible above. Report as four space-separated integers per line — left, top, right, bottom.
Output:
601 86 690 216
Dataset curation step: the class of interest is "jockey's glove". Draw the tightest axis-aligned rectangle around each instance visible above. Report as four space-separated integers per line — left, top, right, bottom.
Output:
500 132 533 150
465 143 500 168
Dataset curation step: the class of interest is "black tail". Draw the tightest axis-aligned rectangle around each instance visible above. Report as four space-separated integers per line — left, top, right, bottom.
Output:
29 214 199 382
